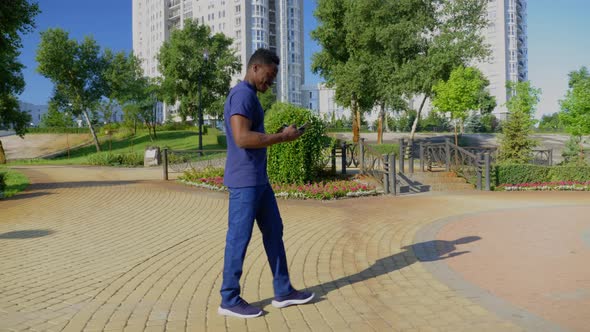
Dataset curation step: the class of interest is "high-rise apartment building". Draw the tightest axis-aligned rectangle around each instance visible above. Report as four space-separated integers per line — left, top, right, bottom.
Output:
478 0 528 115
132 0 305 121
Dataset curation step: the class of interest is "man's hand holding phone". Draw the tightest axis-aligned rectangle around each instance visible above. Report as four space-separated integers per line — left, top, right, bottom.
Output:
277 123 307 143
297 122 310 133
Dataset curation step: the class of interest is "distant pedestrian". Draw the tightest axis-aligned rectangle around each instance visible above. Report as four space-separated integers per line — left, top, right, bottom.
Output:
218 48 314 318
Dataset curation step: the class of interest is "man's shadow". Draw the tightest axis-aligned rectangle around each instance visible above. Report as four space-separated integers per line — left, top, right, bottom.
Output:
253 236 481 308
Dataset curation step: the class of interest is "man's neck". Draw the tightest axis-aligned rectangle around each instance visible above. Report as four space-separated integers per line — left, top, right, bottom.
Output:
243 75 256 88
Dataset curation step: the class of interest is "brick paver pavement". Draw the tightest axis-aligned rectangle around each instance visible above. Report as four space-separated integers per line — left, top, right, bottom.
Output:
1 166 589 332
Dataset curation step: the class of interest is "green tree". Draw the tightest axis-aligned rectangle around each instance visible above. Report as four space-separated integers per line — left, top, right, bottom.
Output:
135 80 161 140
312 0 489 145
561 135 586 165
431 66 495 146
0 0 39 163
538 112 563 132
258 89 277 112
311 0 374 143
398 0 490 144
421 111 451 132
40 100 74 127
559 67 590 163
497 81 541 164
567 66 589 88
103 51 160 139
98 99 116 124
158 20 241 124
36 28 109 151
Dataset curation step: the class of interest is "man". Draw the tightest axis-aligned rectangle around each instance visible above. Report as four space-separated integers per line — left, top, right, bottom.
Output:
218 48 315 318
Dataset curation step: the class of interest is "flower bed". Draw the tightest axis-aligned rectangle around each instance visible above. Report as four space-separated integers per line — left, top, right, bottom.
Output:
498 181 590 191
178 167 379 200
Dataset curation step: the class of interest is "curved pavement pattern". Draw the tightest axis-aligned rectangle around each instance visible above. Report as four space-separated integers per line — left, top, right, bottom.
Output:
1 166 589 332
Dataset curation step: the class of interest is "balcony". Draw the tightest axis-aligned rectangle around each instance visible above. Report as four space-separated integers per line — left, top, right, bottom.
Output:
168 8 180 20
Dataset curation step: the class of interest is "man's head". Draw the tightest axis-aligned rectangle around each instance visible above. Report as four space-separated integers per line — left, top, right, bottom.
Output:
245 48 279 93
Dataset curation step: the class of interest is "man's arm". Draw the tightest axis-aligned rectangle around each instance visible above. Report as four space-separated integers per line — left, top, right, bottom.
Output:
230 114 302 149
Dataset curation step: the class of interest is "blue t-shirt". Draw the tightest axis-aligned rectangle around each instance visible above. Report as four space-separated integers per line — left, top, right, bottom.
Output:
223 81 268 188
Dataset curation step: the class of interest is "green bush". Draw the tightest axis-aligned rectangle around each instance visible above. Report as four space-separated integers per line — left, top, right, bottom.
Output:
217 135 227 148
27 127 90 134
158 121 193 131
265 102 327 184
368 143 399 156
548 166 590 182
180 166 224 181
86 151 143 167
494 164 590 185
0 168 29 197
494 164 550 185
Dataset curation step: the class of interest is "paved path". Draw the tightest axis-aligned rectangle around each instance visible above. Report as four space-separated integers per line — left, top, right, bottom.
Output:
1 166 589 332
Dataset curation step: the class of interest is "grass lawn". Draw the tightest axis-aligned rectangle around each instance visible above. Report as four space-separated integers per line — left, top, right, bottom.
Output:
8 129 227 166
0 168 30 198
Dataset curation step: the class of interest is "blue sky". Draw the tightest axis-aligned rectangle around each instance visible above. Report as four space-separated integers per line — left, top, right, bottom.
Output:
18 0 590 119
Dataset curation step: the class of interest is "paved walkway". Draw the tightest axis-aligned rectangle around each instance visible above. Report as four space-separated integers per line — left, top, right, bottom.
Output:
1 166 589 332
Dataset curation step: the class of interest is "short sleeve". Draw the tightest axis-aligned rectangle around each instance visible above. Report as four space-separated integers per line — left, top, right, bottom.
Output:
228 89 257 121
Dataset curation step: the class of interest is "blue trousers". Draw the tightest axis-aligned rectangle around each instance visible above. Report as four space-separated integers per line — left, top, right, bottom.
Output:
220 183 294 307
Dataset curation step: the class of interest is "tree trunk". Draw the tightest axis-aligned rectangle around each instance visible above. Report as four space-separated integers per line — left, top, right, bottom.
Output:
406 95 428 159
409 95 428 142
82 110 101 152
352 96 360 143
377 103 385 144
454 122 459 165
0 140 6 164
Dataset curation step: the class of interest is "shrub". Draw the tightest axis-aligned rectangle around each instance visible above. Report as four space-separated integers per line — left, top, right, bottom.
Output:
264 103 327 184
27 127 90 134
548 166 590 182
494 164 550 185
368 143 399 156
494 164 590 186
180 166 225 181
217 135 227 148
86 151 143 167
0 168 29 198
158 120 193 131
178 167 378 200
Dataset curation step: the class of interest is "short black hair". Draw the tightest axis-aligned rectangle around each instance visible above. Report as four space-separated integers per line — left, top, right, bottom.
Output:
247 48 280 69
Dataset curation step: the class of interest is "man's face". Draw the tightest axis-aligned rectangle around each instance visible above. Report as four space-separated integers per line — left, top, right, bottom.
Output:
253 63 278 93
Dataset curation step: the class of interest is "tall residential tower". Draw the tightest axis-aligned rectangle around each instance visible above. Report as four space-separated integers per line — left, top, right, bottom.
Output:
132 0 305 121
478 0 528 116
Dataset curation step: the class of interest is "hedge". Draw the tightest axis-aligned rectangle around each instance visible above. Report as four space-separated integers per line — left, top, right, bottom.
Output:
216 135 227 148
86 151 144 167
27 127 92 134
495 164 590 185
265 102 327 184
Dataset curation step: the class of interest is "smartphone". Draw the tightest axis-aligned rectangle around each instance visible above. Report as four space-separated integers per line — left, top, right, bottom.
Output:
297 122 310 133
276 124 289 133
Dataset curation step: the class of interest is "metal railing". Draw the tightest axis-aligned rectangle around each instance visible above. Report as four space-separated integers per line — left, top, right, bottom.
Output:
162 148 227 180
420 139 491 190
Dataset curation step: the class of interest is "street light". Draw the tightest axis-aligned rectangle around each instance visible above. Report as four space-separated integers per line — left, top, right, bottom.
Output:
197 49 209 155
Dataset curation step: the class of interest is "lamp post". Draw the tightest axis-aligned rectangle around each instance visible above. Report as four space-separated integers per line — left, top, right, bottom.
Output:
197 49 209 155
